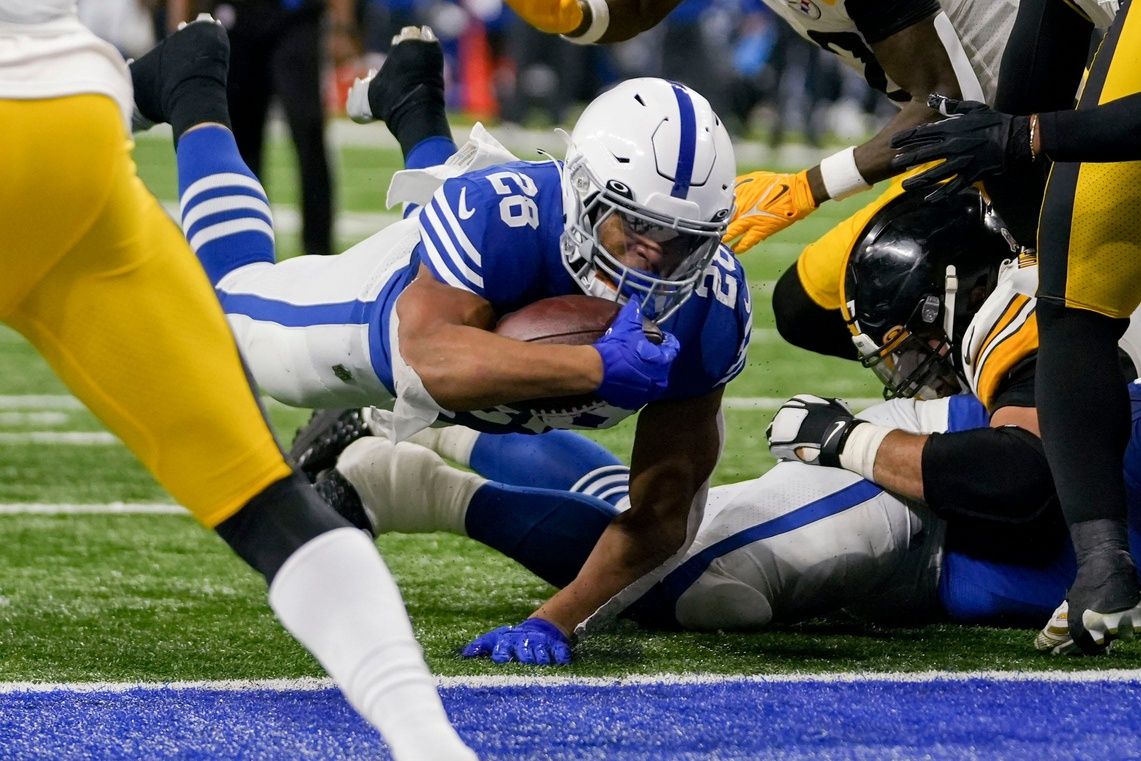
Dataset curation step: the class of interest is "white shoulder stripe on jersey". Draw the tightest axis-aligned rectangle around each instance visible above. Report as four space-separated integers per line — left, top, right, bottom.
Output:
188 218 275 253
433 187 484 267
179 173 268 216
933 12 985 102
182 195 273 232
420 234 476 292
423 202 485 289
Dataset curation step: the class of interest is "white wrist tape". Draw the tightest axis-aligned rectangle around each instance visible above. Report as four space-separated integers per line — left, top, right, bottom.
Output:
819 146 871 201
562 0 609 45
838 422 892 482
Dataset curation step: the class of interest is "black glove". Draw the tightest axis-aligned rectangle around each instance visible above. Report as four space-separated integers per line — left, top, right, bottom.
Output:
891 95 1033 202
766 395 862 467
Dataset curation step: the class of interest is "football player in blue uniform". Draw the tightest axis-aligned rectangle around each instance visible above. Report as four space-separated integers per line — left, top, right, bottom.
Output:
135 27 751 665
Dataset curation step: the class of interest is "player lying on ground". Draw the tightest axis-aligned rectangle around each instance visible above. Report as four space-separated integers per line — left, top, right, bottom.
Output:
1 10 473 759
305 391 1141 660
765 186 1141 653
132 26 751 659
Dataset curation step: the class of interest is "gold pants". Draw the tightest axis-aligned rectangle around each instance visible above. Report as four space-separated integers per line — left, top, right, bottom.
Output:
0 94 291 526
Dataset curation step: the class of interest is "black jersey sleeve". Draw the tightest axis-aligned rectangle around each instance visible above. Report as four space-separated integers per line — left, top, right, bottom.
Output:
845 0 940 44
1039 93 1141 163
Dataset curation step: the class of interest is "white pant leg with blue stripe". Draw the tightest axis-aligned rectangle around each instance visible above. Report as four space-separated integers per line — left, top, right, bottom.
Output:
213 218 422 409
661 397 954 631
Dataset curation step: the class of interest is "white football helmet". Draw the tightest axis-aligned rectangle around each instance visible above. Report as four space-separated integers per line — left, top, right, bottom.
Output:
559 78 736 322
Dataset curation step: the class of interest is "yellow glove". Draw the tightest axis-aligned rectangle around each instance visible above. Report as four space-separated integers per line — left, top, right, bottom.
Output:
504 0 585 34
723 170 818 254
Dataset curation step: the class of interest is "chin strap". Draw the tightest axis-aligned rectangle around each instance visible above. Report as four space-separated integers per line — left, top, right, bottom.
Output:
942 264 958 344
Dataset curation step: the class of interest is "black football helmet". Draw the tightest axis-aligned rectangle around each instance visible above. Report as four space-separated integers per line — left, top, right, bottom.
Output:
841 188 1016 400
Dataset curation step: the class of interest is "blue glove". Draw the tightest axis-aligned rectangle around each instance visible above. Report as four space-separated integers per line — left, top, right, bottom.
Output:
592 298 680 410
461 617 572 665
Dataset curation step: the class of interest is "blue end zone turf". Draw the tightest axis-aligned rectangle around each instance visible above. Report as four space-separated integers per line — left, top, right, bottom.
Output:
2 676 1140 759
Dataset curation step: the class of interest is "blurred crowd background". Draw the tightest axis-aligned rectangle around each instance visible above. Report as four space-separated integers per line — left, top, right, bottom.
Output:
84 0 891 253
81 0 892 144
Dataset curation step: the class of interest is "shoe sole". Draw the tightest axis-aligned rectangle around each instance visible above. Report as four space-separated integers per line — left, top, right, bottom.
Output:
1035 602 1141 656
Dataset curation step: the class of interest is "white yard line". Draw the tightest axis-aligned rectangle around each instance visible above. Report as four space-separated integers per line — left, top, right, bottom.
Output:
0 395 882 444
1 669 1140 694
0 412 68 425
0 503 184 515
722 397 880 410
136 123 831 172
0 392 871 416
0 432 116 445
0 395 83 409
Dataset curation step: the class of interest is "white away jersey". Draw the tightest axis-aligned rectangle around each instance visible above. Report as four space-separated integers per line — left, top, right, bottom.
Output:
766 0 1016 105
0 1 133 131
627 394 991 631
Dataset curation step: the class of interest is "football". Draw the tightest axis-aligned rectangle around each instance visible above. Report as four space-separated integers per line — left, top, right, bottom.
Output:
494 294 663 346
440 295 664 433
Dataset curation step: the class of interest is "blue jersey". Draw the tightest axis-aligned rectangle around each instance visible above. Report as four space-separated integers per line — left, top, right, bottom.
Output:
192 154 749 427
411 159 752 433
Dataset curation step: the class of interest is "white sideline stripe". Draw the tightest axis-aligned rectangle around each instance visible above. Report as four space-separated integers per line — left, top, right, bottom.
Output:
0 503 184 515
2 669 1141 694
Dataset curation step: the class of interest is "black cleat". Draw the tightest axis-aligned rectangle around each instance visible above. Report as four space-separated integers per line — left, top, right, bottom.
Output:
288 408 370 480
345 26 444 125
129 13 230 131
1065 519 1141 654
313 468 375 537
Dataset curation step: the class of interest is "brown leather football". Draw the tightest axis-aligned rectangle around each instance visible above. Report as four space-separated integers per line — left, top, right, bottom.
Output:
492 294 663 415
494 294 664 345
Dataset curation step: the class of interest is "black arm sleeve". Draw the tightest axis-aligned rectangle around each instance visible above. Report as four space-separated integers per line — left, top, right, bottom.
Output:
771 264 859 361
1039 94 1141 163
845 0 939 44
921 424 1057 524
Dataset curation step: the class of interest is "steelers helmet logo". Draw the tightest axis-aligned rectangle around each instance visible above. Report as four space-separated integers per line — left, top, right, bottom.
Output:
786 0 821 20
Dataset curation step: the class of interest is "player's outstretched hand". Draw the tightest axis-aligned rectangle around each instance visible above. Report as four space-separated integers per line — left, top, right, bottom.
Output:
723 170 817 254
891 95 1034 202
593 298 680 410
462 618 572 666
767 394 860 466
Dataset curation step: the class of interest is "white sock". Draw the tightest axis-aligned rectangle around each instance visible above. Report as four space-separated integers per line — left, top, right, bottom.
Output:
268 528 476 761
365 408 480 467
336 437 482 535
